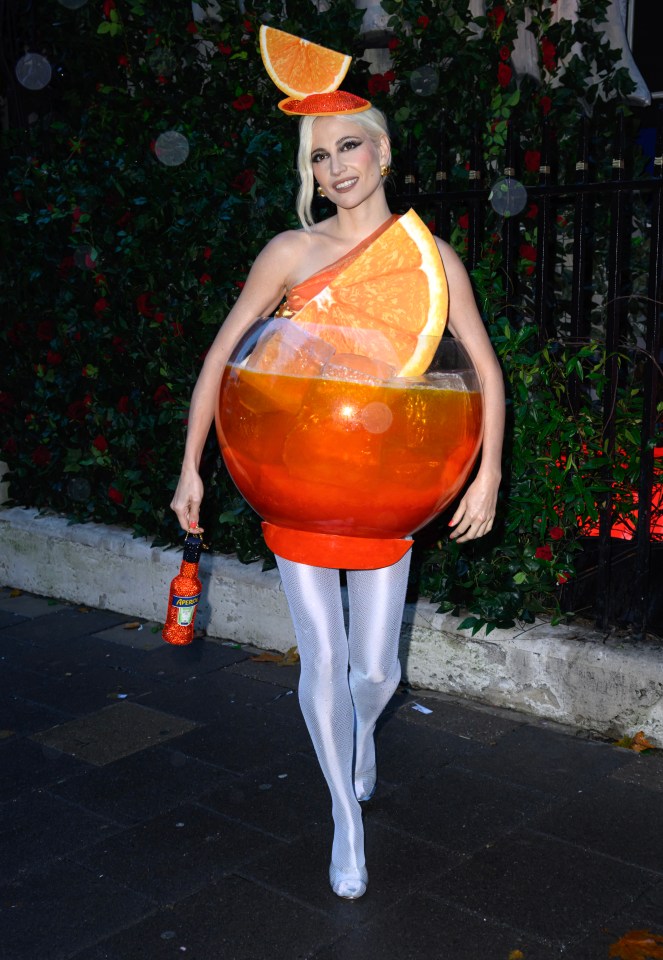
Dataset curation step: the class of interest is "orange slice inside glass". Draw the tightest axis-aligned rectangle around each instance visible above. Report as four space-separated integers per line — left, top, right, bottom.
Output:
293 209 449 376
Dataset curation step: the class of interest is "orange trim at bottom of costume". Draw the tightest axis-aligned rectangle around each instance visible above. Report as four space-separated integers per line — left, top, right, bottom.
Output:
262 522 413 570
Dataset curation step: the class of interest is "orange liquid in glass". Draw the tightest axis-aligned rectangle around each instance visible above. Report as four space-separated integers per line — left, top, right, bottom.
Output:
217 366 483 540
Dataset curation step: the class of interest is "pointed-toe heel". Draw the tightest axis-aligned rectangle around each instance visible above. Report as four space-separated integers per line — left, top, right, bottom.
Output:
329 863 368 899
354 765 377 802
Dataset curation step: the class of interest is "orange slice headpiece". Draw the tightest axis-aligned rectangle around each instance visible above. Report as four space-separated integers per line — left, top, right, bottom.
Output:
259 25 371 116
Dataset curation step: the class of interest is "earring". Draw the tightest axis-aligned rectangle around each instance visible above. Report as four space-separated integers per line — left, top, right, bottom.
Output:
380 164 391 178
316 185 326 197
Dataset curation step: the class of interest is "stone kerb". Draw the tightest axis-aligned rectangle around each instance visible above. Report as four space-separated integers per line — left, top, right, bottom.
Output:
1 503 662 748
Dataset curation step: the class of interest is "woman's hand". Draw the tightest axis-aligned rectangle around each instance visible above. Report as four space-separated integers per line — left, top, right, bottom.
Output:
170 465 204 534
448 470 500 543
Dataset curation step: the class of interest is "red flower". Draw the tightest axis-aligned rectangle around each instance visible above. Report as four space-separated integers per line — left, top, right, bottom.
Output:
153 384 173 405
37 320 55 341
540 95 552 116
497 62 512 88
112 335 126 353
171 321 184 337
487 5 505 28
417 15 430 28
524 149 541 172
217 42 232 55
535 545 553 561
384 69 396 83
93 435 108 452
525 202 538 220
199 273 212 285
108 484 124 504
46 350 63 365
117 395 130 414
118 54 129 67
32 446 51 467
136 292 155 317
102 0 115 18
457 213 469 230
67 400 89 422
556 571 571 584
242 18 253 32
138 448 156 467
549 526 564 540
499 45 510 61
185 20 198 34
203 246 212 260
13 190 24 202
94 297 110 317
388 38 400 51
519 243 537 262
58 256 75 278
232 169 255 194
232 94 255 111
154 311 166 324
541 36 557 72
367 73 390 96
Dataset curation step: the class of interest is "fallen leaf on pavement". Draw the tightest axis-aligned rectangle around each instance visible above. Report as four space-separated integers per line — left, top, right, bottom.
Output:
9 588 22 598
609 929 663 959
251 646 300 666
614 731 655 753
123 621 142 630
508 950 525 960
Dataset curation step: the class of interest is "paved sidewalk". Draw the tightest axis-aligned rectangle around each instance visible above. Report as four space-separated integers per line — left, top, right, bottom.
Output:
2 584 663 960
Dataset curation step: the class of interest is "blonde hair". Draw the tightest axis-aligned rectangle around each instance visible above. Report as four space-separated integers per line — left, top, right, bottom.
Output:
296 107 391 229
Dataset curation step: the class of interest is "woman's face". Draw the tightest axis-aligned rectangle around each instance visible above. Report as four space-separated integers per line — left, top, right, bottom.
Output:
309 116 389 210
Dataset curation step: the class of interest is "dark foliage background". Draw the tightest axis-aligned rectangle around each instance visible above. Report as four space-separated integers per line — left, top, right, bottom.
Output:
2 0 658 629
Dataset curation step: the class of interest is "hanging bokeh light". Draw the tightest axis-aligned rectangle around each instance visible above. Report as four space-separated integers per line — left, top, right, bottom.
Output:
57 0 90 9
488 177 528 218
154 131 190 166
409 66 439 97
15 53 52 91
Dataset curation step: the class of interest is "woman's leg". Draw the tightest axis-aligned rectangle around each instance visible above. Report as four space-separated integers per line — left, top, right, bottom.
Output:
275 555 367 898
346 550 411 801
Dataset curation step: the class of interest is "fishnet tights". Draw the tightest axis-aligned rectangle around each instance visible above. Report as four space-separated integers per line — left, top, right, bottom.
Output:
276 552 411 892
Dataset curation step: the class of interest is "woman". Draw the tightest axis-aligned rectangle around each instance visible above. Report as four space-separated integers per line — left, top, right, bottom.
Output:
171 102 505 899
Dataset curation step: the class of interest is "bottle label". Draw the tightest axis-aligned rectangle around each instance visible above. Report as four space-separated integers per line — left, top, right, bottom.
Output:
171 593 201 627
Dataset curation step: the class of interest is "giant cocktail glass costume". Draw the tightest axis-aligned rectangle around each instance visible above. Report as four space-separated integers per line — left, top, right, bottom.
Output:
216 28 484 900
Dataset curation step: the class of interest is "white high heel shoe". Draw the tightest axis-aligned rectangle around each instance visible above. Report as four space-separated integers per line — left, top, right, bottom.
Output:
329 862 368 899
354 765 377 802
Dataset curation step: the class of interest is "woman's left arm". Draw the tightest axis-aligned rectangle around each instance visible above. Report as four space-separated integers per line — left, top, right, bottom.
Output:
436 239 506 542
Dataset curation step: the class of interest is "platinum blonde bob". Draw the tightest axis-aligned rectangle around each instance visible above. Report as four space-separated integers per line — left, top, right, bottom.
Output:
295 107 391 230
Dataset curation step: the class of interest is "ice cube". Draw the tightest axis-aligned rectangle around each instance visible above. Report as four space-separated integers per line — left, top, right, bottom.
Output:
322 353 395 383
246 318 336 377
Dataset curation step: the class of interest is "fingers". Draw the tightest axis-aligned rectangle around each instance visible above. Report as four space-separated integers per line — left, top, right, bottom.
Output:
448 504 494 542
169 474 205 534
450 515 494 543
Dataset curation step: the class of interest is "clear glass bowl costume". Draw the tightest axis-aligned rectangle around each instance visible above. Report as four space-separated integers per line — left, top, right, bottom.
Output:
216 317 484 568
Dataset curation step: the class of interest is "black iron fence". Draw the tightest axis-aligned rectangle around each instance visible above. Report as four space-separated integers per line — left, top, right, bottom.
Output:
393 112 663 639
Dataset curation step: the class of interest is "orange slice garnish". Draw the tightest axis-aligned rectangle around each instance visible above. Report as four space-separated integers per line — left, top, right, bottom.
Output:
259 25 351 99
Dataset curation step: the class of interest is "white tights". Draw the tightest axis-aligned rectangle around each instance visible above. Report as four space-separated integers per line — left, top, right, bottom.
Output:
275 551 411 896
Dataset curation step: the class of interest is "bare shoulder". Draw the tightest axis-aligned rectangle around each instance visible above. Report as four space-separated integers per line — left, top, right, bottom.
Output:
433 236 465 275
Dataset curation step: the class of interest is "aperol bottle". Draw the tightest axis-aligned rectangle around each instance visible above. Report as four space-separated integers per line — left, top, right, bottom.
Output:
162 534 203 646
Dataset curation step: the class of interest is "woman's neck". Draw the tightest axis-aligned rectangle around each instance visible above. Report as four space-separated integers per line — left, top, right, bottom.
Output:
329 193 393 244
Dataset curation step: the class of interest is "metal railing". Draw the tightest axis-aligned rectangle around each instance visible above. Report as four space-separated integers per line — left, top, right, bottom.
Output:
394 111 663 638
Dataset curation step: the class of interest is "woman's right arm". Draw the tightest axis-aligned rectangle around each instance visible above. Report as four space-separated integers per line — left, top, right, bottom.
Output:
170 233 301 532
